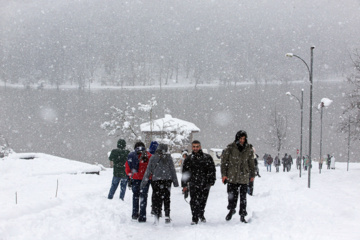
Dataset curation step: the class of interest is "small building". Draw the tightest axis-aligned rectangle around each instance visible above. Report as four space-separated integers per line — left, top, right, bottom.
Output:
140 114 200 152
209 148 223 166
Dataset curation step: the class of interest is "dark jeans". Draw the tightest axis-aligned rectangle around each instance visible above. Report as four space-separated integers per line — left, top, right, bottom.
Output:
108 176 127 200
247 180 254 196
286 164 291 172
189 183 210 221
131 179 150 221
227 183 248 217
152 180 172 216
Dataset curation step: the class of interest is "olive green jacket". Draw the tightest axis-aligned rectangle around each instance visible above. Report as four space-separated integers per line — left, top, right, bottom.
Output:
220 142 255 184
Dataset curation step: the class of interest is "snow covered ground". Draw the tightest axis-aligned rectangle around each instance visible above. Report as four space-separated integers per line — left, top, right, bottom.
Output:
1 154 360 240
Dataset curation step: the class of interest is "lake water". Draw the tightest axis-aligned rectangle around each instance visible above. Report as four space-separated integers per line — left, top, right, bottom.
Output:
1 80 355 165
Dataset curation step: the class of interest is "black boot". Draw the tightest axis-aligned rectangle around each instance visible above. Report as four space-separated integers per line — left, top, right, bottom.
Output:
165 216 171 224
191 217 198 225
240 216 248 223
225 209 236 221
132 213 139 221
165 210 171 224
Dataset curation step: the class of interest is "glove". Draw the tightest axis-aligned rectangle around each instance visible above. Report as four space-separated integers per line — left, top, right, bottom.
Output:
127 179 132 189
182 187 189 199
184 189 189 199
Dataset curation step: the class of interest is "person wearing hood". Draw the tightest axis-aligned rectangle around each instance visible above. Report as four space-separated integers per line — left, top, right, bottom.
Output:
141 143 179 224
180 150 189 171
125 141 152 222
108 139 130 200
221 130 255 223
148 141 159 155
181 140 216 225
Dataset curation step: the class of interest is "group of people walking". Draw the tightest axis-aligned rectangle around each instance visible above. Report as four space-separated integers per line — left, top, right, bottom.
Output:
107 130 256 225
262 152 336 173
263 153 293 172
108 139 178 224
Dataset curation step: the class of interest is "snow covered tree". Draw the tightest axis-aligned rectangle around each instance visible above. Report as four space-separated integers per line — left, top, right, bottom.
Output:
100 105 142 146
339 49 360 141
0 134 14 157
155 120 191 152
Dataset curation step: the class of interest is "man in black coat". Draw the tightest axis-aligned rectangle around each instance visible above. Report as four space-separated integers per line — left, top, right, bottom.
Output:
181 140 216 225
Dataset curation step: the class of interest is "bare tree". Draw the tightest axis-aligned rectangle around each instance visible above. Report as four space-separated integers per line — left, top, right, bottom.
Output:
264 107 288 155
339 49 360 141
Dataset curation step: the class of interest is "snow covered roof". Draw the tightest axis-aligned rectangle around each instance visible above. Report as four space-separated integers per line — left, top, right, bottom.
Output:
4 153 102 175
140 114 200 132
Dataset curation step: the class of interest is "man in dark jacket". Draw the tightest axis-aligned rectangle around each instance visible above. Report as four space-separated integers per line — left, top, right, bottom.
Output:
181 140 216 225
221 130 255 223
282 153 288 172
107 139 130 200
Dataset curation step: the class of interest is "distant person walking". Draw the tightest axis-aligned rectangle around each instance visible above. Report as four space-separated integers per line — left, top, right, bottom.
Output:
296 156 301 170
274 155 281 172
107 139 130 200
304 155 310 171
288 155 293 171
326 154 331 169
282 153 289 172
263 153 268 168
319 155 324 173
266 154 273 172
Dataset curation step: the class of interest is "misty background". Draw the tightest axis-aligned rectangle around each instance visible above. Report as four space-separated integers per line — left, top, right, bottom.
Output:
1 0 359 165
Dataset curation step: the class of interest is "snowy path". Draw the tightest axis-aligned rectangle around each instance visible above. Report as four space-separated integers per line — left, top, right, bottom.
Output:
1 161 360 240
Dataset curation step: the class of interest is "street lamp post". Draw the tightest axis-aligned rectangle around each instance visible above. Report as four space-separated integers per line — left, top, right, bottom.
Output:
347 117 351 171
319 102 324 174
286 46 315 188
286 89 304 178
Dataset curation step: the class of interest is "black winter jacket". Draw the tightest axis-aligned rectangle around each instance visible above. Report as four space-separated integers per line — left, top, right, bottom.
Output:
181 150 216 187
